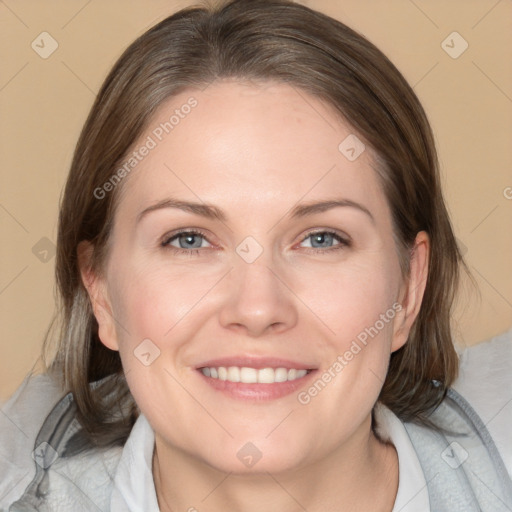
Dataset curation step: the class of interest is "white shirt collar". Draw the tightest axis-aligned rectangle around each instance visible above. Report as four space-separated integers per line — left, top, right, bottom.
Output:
110 413 159 511
111 406 430 511
375 404 431 512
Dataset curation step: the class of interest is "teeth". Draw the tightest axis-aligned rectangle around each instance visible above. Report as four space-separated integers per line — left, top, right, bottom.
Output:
227 366 240 382
275 368 288 382
288 369 297 380
200 366 309 383
258 368 275 384
240 367 258 383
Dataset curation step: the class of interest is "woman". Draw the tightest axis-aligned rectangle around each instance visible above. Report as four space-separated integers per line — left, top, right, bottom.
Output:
1 0 511 510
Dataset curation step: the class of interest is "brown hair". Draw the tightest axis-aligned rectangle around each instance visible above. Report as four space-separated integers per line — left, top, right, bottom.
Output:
43 0 465 447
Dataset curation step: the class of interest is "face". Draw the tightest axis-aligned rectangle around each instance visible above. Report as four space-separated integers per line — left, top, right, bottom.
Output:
81 80 427 474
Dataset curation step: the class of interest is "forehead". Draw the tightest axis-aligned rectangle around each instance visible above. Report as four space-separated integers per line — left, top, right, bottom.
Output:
115 80 388 223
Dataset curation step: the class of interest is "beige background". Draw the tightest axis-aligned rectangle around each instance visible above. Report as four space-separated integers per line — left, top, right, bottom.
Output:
1 0 511 402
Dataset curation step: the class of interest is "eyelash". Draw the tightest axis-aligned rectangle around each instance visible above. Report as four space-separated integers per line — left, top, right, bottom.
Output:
161 229 211 257
161 229 351 257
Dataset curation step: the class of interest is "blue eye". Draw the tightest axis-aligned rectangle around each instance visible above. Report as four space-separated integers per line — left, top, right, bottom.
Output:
161 229 350 256
161 230 211 256
300 230 350 252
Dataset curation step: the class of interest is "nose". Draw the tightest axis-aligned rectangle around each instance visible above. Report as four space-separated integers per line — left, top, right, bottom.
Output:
218 255 298 338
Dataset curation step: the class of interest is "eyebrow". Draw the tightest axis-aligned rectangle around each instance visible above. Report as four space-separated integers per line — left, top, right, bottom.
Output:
136 197 374 224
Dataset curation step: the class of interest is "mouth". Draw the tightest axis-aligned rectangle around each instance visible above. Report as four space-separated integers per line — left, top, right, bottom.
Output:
200 366 312 383
196 357 317 401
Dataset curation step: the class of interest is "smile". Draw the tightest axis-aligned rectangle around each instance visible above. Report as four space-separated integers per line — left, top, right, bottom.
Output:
200 366 311 383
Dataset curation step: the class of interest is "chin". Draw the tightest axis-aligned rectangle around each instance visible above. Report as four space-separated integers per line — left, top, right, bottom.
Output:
195 434 311 476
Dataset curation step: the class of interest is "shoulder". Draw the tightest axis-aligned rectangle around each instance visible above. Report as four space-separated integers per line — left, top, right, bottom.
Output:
455 327 512 385
395 329 512 510
403 386 512 511
452 327 512 476
0 371 66 508
0 371 123 511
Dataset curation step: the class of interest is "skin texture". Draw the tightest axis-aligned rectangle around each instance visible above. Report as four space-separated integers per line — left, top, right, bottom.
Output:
79 80 429 511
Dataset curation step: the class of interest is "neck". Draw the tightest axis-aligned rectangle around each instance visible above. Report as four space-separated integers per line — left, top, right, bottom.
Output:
152 419 399 512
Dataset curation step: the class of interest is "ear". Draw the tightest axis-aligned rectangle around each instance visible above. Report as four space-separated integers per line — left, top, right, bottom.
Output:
77 240 119 351
391 231 430 352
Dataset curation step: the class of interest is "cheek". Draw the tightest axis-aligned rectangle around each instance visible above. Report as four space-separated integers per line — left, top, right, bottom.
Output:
105 258 227 399
295 254 400 349
286 260 401 456
291 253 401 411
106 264 207 421
108 258 217 340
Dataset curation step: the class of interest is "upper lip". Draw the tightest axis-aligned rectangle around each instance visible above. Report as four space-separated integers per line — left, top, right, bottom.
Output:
196 356 316 371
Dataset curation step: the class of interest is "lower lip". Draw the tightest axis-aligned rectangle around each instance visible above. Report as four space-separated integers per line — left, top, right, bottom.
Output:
197 370 317 401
